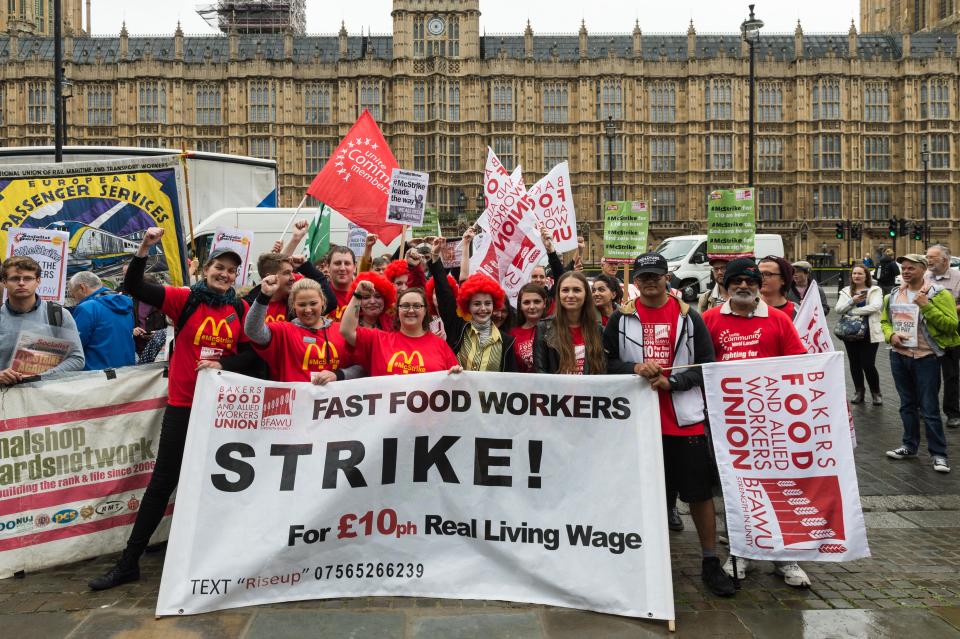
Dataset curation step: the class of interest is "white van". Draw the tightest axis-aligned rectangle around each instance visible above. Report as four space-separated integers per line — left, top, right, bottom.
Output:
654 234 786 294
186 207 398 284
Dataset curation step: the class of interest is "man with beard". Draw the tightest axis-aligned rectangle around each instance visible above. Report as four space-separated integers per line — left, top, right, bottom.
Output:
702 258 810 587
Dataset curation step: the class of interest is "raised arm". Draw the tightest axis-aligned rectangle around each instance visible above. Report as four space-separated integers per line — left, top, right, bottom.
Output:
243 275 279 346
281 219 309 257
339 278 373 347
459 226 476 283
123 227 166 308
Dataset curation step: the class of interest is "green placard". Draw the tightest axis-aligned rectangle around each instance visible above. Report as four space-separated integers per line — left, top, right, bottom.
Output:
707 188 755 259
603 201 649 262
412 207 440 239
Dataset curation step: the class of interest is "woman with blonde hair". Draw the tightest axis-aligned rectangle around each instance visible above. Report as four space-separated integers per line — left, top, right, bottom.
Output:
533 271 605 374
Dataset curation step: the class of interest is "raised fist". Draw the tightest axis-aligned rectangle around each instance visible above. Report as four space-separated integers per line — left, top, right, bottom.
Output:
260 274 280 297
365 234 378 248
142 227 164 246
356 279 375 296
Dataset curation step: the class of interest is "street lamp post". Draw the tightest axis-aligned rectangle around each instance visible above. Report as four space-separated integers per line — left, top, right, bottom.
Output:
921 142 930 247
604 115 617 205
53 0 64 162
741 4 763 188
456 191 466 236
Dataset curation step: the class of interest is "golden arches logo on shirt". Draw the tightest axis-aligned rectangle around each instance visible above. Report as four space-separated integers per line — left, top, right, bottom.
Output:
194 316 234 348
302 341 340 371
265 313 286 323
386 350 426 374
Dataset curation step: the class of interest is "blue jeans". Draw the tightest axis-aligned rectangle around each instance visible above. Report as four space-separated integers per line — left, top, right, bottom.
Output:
889 351 947 457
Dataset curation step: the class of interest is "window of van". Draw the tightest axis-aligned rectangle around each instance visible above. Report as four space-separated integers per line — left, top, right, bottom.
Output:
655 238 698 262
192 233 214 266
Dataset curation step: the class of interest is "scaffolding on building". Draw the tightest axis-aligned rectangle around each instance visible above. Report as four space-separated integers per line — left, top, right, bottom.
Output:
196 0 306 35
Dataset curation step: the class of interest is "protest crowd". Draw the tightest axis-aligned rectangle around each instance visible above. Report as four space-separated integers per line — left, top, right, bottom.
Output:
5 204 957 602
0 111 947 620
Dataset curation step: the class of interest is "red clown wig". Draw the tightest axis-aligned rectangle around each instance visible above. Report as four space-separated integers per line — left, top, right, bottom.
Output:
425 274 459 315
456 274 506 318
383 259 409 284
347 271 397 313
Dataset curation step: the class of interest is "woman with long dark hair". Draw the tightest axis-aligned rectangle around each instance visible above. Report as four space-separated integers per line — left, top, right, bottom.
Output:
511 283 549 372
835 264 884 404
89 227 250 591
533 271 605 374
592 274 623 326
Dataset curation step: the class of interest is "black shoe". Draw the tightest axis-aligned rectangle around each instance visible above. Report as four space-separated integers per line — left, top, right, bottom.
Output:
702 557 736 597
668 507 684 532
851 390 865 404
88 558 140 591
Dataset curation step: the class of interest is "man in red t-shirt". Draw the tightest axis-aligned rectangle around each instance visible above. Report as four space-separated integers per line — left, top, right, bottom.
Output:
604 253 736 598
701 257 810 588
327 246 356 321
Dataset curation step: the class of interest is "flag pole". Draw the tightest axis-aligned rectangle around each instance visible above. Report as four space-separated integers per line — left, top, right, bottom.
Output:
399 225 409 259
279 195 309 246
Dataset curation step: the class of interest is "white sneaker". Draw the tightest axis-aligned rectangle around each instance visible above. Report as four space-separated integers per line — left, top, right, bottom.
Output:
774 561 811 587
722 555 749 579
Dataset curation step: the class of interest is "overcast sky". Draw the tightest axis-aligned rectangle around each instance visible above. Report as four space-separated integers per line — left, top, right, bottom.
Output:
88 1 861 36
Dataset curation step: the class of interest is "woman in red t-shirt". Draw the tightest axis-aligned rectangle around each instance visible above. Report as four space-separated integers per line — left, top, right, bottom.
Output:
591 274 623 327
90 226 249 591
533 271 606 374
245 276 363 384
346 272 396 331
341 284 460 376
511 282 549 372
758 256 798 319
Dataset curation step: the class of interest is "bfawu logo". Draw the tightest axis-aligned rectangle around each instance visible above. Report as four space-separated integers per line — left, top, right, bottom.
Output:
261 387 295 430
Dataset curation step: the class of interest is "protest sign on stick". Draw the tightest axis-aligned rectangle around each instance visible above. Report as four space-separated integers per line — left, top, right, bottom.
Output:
386 169 429 227
707 188 755 260
603 202 649 264
210 227 254 286
528 162 578 253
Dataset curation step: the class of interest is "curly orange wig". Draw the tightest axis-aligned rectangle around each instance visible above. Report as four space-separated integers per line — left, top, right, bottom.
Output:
347 271 397 312
425 274 459 315
456 274 505 317
383 259 409 284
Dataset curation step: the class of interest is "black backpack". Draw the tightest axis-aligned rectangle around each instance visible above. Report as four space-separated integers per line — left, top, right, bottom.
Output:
45 301 64 327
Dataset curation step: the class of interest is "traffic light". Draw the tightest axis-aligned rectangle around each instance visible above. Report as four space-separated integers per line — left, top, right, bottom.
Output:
913 223 923 241
835 222 845 239
899 218 910 237
888 218 897 238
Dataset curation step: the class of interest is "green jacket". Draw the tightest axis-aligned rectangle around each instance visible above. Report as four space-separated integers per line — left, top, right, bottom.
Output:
881 284 960 355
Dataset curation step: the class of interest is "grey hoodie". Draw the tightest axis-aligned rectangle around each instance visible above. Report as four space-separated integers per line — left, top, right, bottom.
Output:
0 297 85 379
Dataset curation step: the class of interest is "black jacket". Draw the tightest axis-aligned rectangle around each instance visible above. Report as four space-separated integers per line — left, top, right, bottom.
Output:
875 256 900 287
427 258 517 371
533 318 605 374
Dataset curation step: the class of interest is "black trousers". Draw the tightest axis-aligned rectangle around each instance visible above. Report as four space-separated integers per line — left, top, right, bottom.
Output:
940 346 960 420
844 340 880 394
123 404 191 559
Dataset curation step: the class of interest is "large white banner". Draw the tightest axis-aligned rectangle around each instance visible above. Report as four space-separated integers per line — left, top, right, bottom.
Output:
157 371 674 619
528 162 578 253
703 353 870 563
0 365 169 578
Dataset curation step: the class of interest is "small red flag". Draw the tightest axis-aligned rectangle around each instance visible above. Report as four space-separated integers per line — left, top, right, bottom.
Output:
306 110 403 244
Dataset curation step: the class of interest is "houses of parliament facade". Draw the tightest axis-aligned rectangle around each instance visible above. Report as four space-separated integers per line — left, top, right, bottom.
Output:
2 0 960 262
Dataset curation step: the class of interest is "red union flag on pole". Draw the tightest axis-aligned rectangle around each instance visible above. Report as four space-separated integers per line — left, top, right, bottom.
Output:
306 110 403 244
702 352 869 562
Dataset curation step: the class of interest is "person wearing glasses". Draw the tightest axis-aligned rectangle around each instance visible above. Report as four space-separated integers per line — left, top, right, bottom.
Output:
698 257 731 313
0 256 84 385
340 282 459 376
758 256 799 319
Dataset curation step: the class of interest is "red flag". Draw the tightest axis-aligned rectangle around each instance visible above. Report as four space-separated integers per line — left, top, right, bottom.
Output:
306 110 403 244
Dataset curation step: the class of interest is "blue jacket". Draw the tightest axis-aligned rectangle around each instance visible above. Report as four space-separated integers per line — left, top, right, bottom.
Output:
72 287 136 370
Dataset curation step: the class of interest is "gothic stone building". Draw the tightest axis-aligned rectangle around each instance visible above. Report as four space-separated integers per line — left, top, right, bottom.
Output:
1 0 960 262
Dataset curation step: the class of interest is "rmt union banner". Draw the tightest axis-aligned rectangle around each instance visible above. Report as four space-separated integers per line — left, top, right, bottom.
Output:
703 352 869 563
157 370 675 621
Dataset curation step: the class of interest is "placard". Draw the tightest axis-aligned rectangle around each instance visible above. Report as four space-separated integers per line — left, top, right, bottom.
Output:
4 227 69 303
386 169 429 226
603 201 649 263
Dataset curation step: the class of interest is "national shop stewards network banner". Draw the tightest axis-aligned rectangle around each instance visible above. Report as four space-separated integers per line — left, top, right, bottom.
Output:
703 352 870 563
157 371 674 620
0 365 169 578
0 156 190 287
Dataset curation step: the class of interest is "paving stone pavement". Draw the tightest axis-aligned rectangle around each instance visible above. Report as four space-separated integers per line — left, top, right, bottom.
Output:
6 289 960 637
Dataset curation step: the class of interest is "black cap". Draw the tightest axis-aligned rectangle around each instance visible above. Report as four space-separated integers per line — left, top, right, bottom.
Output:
632 252 668 276
208 247 244 265
722 258 762 288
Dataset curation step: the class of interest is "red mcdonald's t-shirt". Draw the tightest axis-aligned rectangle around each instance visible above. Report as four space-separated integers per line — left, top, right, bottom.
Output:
350 327 458 376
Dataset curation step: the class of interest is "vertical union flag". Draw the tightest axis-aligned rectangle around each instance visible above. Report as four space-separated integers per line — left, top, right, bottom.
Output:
305 204 330 262
305 110 403 244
